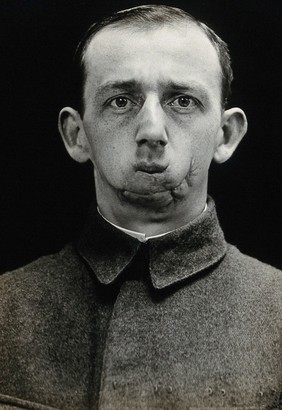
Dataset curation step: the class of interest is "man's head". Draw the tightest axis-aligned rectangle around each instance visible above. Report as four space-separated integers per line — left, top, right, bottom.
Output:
58 5 247 233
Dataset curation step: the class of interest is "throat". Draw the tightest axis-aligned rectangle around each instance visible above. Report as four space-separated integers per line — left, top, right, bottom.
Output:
97 209 173 242
97 193 207 237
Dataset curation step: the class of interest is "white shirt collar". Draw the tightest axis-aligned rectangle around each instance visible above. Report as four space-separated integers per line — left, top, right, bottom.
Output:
97 204 207 243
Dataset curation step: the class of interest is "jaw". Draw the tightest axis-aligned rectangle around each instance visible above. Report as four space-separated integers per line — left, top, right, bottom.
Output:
94 161 208 233
120 176 190 211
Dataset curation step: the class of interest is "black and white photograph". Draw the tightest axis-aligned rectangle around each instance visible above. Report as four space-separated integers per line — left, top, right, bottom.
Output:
0 1 281 409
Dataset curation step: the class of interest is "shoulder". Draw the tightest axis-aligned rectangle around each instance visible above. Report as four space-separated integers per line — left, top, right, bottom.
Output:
215 244 281 316
0 244 89 326
223 244 281 283
0 243 83 290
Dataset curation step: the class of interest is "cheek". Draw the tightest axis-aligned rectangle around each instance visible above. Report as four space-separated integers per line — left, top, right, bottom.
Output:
84 113 134 155
91 143 124 175
195 134 215 160
84 124 134 183
186 123 220 170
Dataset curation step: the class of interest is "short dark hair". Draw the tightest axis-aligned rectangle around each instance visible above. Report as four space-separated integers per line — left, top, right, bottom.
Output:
74 4 233 113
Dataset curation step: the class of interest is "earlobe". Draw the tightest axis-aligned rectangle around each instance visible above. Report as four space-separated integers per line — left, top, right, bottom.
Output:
213 108 248 164
58 107 90 163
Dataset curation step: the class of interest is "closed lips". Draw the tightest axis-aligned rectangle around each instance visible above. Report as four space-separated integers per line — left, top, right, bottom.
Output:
135 163 168 174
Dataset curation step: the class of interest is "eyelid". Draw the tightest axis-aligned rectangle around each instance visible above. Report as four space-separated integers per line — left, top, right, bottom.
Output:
168 94 200 106
104 94 136 106
103 93 202 110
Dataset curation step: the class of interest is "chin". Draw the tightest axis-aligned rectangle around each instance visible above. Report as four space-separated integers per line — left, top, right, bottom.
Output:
120 189 173 210
119 176 190 211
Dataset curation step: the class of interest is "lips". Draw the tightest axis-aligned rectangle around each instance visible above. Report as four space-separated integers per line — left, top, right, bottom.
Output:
135 162 168 174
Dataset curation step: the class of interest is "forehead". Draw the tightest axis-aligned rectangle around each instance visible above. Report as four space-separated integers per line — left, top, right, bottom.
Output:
83 23 222 98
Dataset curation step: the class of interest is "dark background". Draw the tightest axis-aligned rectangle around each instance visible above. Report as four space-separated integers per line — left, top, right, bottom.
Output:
0 0 281 273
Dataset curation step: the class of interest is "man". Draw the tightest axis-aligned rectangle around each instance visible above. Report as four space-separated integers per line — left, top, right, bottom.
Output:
0 5 281 410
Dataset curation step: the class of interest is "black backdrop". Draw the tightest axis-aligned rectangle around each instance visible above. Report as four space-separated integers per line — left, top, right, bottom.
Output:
0 0 281 273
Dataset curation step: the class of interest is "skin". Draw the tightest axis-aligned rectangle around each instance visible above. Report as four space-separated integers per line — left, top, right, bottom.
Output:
59 23 247 236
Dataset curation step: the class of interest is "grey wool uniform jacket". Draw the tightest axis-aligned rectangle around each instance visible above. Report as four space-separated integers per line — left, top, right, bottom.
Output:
0 197 281 410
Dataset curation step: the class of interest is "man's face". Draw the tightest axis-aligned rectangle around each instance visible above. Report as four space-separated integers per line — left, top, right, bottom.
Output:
82 23 223 210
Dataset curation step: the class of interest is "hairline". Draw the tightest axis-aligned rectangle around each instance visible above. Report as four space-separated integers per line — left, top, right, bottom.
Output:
75 9 231 112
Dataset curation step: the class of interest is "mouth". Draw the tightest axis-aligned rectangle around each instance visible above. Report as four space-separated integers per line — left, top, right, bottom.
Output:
134 162 168 174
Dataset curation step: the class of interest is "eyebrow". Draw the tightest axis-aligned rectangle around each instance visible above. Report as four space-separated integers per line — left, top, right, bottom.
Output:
95 79 209 99
96 81 141 95
163 80 210 98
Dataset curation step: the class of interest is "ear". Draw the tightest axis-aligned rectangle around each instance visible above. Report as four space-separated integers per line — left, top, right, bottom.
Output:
213 108 248 164
58 107 91 163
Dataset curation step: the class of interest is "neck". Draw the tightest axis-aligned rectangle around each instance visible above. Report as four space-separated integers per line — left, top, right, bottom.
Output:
96 188 207 237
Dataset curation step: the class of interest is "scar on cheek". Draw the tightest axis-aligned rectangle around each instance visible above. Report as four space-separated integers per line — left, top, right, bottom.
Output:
171 179 189 200
185 158 200 187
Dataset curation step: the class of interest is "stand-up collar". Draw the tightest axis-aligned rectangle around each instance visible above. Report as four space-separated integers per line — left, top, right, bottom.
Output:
76 197 227 289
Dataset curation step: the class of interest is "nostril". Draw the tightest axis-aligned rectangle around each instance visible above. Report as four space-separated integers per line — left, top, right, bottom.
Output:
137 138 148 146
137 139 167 148
152 140 167 147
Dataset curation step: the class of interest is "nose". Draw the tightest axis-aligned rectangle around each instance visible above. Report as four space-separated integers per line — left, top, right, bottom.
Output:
135 97 168 148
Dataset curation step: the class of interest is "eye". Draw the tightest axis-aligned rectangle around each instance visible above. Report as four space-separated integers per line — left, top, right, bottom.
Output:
112 97 128 108
177 96 192 107
168 96 198 109
108 96 135 110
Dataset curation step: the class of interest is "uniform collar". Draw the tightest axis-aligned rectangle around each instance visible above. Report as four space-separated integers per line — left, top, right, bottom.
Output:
76 196 227 290
97 204 208 243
